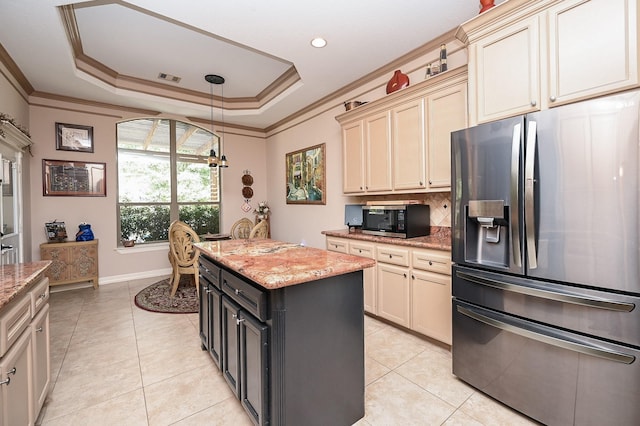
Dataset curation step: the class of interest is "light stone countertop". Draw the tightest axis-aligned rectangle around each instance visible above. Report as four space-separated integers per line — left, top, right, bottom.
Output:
0 261 52 311
195 239 375 290
322 226 452 251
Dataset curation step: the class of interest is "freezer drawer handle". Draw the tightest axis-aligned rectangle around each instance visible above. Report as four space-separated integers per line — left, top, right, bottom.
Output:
457 304 635 364
456 270 635 312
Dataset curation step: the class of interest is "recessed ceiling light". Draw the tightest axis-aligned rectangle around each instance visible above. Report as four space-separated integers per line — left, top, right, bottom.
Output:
310 37 327 48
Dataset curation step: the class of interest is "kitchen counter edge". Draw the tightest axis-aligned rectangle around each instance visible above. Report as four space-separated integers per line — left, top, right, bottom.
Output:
0 261 52 311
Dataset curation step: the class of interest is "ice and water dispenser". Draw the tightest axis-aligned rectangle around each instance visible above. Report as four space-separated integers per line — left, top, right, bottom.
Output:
464 199 511 268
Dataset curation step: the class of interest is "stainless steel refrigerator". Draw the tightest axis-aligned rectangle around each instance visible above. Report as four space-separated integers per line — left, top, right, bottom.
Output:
451 89 640 425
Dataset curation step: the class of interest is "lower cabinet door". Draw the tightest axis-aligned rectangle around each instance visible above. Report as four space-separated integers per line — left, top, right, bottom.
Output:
239 312 269 426
0 328 32 426
199 280 210 350
32 304 50 416
221 296 241 398
209 287 223 368
377 263 411 327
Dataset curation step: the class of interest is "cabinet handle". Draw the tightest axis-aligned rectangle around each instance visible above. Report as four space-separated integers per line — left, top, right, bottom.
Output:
39 292 47 300
403 273 407 278
389 254 392 259
36 327 43 333
428 180 432 185
531 100 537 106
419 181 423 186
1 367 16 385
236 318 245 325
411 275 415 279
360 186 363 190
205 289 213 294
549 95 556 102
429 261 433 266
234 288 243 295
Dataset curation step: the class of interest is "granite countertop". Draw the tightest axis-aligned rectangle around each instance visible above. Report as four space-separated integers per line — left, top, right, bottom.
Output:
322 226 452 251
0 261 52 311
195 239 376 290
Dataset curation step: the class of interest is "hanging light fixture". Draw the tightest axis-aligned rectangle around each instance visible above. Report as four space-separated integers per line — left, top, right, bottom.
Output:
205 74 229 168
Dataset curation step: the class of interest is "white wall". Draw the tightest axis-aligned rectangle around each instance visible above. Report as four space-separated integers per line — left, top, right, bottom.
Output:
28 100 267 283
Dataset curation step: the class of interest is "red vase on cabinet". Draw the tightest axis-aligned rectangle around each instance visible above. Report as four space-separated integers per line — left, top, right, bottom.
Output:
386 70 409 94
479 0 495 13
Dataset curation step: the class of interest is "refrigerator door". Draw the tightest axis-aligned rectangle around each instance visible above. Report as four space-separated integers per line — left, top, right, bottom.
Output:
451 116 525 275
527 90 640 294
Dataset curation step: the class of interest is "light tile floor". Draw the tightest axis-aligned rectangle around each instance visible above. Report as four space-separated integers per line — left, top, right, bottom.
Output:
39 277 539 426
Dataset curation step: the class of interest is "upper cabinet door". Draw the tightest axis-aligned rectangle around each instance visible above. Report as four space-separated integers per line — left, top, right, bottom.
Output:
426 81 468 189
342 121 366 193
365 111 393 192
546 0 638 106
472 15 541 124
392 98 426 191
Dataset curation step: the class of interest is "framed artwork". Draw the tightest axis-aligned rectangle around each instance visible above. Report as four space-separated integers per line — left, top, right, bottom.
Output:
43 159 106 196
55 122 94 153
285 143 325 204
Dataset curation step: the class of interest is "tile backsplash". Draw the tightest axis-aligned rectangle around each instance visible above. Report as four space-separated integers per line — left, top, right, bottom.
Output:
350 192 451 227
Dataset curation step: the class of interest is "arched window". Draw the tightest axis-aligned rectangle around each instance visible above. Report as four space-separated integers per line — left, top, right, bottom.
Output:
116 118 220 245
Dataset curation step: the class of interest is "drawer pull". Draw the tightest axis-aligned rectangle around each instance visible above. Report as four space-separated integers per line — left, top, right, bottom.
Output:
429 261 433 266
235 288 243 295
36 327 43 333
39 292 47 300
389 254 392 259
236 318 245 326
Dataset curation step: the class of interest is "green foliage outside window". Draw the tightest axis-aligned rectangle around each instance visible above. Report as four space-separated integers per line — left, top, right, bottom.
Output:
120 204 219 242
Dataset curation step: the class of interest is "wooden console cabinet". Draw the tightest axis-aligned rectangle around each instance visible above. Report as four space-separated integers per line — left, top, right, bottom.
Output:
40 240 99 288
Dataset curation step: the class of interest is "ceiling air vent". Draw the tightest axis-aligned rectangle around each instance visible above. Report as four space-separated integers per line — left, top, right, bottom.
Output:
157 73 181 83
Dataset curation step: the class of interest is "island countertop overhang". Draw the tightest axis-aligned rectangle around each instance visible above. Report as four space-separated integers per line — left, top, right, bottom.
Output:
195 239 375 290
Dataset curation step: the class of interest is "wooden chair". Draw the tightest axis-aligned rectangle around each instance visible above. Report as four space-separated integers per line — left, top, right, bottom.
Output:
249 219 269 239
168 220 200 297
230 218 253 239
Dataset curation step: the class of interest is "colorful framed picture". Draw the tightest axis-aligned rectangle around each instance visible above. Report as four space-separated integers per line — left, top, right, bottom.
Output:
285 143 325 204
55 122 94 153
43 159 106 196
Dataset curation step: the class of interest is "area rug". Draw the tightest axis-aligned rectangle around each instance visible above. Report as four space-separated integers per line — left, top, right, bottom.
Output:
134 275 199 314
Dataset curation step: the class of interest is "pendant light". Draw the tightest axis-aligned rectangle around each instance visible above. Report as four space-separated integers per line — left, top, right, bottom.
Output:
205 74 229 168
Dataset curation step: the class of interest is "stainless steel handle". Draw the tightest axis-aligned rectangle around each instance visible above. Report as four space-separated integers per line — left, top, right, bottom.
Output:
456 270 635 312
236 318 245 325
234 288 242 295
510 123 522 267
525 121 537 269
36 327 43 333
457 304 635 364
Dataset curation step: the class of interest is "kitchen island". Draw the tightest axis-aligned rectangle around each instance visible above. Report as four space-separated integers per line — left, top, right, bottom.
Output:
195 239 375 426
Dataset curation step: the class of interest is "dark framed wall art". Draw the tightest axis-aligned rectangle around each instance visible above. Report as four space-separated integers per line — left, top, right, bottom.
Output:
55 122 94 153
285 143 325 205
43 159 106 196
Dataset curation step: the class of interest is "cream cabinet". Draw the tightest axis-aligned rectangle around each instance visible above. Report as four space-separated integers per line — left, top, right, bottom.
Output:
341 121 366 193
326 237 377 314
326 235 452 344
0 274 50 426
337 67 467 195
392 98 426 191
425 81 468 188
376 245 411 327
410 249 452 345
349 241 377 314
460 0 639 124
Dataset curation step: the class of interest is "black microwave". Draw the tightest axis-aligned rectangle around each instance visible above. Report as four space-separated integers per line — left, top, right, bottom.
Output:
362 204 430 238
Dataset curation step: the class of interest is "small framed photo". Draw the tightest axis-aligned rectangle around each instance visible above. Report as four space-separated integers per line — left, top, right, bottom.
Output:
55 122 94 153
